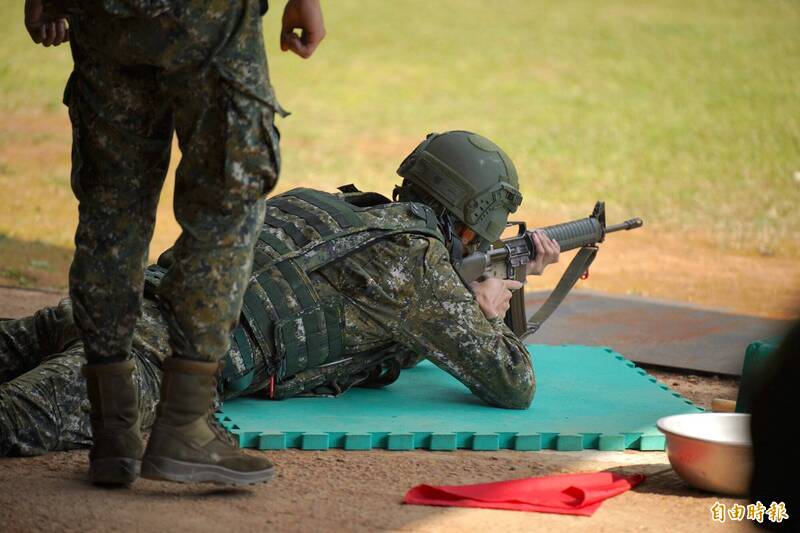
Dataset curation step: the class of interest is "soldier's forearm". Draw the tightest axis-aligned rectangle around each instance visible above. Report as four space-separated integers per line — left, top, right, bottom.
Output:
481 317 536 409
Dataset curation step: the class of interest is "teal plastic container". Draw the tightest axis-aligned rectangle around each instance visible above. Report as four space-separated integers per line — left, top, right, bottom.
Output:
736 337 781 413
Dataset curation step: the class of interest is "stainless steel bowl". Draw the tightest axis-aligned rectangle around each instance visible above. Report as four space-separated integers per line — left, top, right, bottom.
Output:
657 413 752 496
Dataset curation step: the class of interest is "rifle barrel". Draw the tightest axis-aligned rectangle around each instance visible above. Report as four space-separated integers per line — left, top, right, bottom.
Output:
604 217 643 234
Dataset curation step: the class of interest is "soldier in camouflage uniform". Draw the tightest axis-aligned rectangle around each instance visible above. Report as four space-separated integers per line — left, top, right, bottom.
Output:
1 131 561 459
22 0 325 485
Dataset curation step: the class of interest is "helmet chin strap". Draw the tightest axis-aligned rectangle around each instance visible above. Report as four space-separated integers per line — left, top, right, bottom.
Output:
393 181 469 265
440 213 465 266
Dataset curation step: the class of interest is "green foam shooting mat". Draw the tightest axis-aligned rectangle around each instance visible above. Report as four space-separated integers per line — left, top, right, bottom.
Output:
216 345 702 452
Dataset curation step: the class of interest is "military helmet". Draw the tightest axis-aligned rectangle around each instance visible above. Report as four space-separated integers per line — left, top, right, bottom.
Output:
396 131 522 243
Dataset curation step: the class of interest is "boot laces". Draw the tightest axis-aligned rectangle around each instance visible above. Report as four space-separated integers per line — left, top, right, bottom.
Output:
209 413 238 446
210 377 237 447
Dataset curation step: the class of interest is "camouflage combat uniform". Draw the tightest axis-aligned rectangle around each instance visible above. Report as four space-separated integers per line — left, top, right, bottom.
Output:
1 188 535 456
64 0 282 365
0 299 167 455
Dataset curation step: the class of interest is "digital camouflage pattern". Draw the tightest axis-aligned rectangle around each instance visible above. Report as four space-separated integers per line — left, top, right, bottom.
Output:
310 233 535 408
1 191 535 456
216 189 445 394
0 300 164 455
65 0 282 364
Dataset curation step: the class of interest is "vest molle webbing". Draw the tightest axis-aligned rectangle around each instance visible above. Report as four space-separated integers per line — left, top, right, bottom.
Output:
147 187 443 396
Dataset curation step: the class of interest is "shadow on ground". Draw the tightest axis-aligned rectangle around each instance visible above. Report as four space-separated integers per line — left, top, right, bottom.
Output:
0 234 72 290
604 464 714 499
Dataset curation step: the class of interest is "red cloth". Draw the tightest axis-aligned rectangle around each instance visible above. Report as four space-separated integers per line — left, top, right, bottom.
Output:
403 472 645 516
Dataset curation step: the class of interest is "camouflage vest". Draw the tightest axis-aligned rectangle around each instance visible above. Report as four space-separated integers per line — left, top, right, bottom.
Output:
147 187 444 395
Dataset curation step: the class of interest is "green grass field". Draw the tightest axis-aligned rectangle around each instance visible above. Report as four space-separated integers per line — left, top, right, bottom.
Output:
1 0 799 270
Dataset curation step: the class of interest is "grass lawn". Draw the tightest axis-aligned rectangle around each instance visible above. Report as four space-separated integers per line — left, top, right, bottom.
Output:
1 0 799 291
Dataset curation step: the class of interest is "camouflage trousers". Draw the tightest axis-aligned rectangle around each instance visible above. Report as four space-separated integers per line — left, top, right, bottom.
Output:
65 0 281 364
0 301 162 456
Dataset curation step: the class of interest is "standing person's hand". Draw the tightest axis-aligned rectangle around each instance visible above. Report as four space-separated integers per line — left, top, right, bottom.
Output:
25 0 69 47
280 0 325 58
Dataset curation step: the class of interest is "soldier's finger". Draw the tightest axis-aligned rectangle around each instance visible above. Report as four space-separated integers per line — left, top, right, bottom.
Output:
43 22 56 46
533 232 547 265
32 24 45 43
301 28 325 57
503 279 524 291
543 236 558 262
539 232 555 260
531 230 542 252
281 31 295 50
53 19 66 46
485 276 504 289
286 32 311 58
549 238 560 262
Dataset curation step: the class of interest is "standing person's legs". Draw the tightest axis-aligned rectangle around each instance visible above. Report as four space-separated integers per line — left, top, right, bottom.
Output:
141 0 281 486
64 31 172 484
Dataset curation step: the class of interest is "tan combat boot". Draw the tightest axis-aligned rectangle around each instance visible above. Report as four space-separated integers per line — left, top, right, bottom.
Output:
141 357 274 485
83 359 144 485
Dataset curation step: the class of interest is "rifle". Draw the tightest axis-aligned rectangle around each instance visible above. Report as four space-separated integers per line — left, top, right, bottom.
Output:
455 201 643 340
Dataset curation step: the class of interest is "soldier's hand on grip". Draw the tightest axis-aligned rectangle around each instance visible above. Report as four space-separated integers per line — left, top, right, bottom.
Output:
470 278 524 320
281 0 326 59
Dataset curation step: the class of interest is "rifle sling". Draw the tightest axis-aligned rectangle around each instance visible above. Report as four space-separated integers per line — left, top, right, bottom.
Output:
521 245 598 342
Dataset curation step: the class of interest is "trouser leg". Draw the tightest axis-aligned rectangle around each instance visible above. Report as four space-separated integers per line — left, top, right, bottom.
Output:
0 347 162 457
0 343 89 456
138 0 278 486
157 33 279 363
0 300 79 383
64 36 172 364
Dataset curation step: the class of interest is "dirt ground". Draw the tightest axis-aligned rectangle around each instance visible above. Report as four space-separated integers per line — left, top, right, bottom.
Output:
0 287 757 532
0 449 757 533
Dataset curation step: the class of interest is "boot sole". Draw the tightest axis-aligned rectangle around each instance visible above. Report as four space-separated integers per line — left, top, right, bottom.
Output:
141 456 275 486
89 458 141 486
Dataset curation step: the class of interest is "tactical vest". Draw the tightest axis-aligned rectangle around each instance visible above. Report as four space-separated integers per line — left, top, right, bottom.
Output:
146 187 444 396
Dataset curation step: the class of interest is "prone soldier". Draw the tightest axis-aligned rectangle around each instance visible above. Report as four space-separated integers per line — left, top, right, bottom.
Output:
1 132 561 472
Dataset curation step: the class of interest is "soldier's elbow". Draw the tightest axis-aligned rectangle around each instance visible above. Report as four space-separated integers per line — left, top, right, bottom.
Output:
506 382 536 410
488 378 536 410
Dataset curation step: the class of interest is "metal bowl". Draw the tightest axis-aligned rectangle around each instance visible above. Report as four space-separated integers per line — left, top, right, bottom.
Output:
657 413 752 496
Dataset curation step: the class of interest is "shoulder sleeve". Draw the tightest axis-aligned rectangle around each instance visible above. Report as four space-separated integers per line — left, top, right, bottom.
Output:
342 235 536 409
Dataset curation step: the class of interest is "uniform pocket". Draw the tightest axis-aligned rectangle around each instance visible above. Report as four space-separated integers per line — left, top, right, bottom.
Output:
222 81 284 201
274 307 325 377
274 300 344 379
261 112 281 193
62 72 87 202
